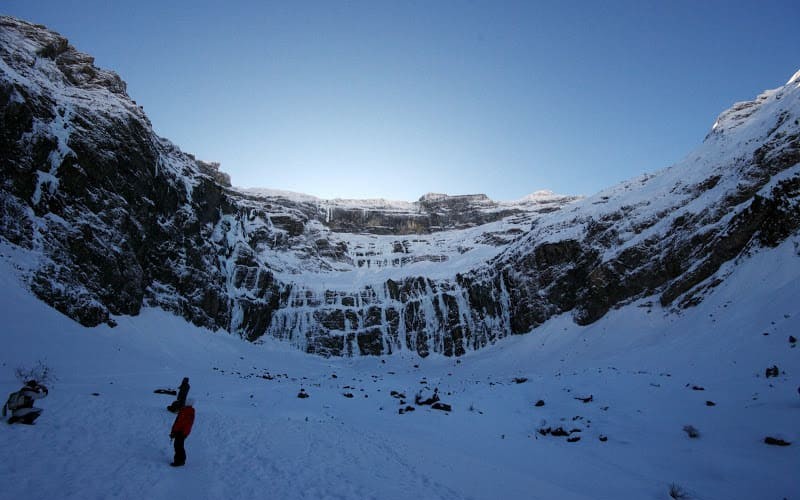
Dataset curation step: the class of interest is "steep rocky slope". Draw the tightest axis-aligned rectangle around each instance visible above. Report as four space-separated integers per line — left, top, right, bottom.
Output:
1 16 798 356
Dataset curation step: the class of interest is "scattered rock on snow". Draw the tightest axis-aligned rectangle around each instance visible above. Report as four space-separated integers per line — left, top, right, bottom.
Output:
549 427 570 437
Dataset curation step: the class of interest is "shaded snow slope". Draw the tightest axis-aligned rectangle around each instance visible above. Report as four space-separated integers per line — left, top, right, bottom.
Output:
0 233 798 500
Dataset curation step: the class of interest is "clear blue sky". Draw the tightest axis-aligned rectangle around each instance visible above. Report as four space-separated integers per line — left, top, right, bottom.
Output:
3 1 798 201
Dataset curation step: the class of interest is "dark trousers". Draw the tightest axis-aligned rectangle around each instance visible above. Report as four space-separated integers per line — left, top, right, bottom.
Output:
173 433 187 465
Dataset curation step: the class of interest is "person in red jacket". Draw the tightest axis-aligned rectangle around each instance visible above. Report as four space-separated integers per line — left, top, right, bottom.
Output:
169 398 195 467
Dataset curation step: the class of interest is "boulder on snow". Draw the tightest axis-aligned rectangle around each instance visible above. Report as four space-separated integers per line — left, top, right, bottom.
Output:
297 388 309 399
764 436 791 446
415 388 440 406
431 402 452 412
683 425 700 438
765 365 779 378
534 399 545 407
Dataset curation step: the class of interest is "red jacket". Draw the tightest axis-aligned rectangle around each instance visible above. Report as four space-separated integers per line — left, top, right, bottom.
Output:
171 406 195 437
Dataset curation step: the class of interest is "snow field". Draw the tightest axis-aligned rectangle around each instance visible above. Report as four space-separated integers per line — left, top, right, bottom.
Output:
0 237 798 499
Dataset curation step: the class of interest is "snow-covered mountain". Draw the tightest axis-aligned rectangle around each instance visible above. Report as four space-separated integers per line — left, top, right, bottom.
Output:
1 16 798 358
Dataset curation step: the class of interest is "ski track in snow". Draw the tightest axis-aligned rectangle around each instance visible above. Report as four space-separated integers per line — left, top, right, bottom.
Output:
0 237 799 499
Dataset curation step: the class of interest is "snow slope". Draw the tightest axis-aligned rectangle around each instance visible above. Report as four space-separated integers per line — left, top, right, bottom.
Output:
1 232 797 500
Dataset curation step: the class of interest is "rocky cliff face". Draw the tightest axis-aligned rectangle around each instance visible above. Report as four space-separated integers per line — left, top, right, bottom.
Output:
1 16 798 356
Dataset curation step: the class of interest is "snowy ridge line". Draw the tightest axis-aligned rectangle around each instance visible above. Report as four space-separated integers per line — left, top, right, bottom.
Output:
237 187 576 212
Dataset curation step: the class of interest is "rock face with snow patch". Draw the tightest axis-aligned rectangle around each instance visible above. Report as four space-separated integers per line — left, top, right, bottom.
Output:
1 16 799 356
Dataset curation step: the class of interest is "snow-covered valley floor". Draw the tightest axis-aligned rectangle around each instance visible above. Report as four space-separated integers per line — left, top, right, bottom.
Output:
1 238 798 500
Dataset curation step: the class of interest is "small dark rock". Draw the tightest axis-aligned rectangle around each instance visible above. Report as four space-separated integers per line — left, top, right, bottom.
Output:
574 395 593 403
343 393 354 398
683 425 700 438
691 385 705 391
153 389 177 396
297 389 309 399
431 402 452 412
599 435 608 442
91 392 100 396
566 436 581 443
765 365 779 378
789 335 797 344
534 400 545 407
705 400 716 406
513 377 528 384
764 436 791 446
